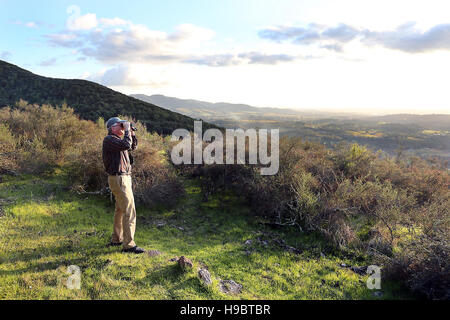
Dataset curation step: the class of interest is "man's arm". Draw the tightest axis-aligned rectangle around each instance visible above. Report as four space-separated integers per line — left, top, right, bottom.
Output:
105 131 132 151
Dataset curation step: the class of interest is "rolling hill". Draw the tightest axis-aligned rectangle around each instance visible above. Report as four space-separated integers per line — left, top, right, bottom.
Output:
0 60 216 134
130 93 357 121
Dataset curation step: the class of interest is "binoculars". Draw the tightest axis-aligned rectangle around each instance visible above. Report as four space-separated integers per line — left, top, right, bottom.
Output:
120 122 138 131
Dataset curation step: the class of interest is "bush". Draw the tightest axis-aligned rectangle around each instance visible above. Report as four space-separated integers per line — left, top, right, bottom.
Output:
0 101 90 172
0 102 185 207
190 136 450 299
66 113 185 207
0 122 17 173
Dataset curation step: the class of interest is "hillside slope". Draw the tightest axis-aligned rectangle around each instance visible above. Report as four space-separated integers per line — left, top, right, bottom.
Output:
0 171 411 300
0 60 215 134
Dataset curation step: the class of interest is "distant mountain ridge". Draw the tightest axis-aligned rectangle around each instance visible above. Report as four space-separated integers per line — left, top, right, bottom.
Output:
0 60 216 134
131 94 450 130
130 93 338 121
131 94 303 114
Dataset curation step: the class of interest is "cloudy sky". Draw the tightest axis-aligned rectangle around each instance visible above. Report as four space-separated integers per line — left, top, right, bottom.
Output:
2 0 450 114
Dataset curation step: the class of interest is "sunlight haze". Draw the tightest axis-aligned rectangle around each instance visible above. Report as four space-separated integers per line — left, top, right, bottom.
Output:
1 0 450 114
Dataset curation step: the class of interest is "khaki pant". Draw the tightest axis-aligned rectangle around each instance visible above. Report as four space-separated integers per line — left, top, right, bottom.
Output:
108 175 137 249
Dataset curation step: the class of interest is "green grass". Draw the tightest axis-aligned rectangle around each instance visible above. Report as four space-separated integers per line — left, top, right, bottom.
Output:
0 169 413 300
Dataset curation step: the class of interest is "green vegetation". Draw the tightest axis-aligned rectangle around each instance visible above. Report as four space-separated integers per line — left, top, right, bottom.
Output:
195 138 449 300
0 60 217 134
1 103 448 300
214 118 450 168
0 171 410 300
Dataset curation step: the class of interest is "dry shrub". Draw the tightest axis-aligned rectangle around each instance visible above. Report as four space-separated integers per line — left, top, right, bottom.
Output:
0 122 18 174
190 135 450 299
0 102 185 207
0 101 90 173
131 129 184 207
66 114 184 207
65 118 106 190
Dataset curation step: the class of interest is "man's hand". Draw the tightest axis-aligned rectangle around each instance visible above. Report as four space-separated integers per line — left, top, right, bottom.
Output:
123 121 131 131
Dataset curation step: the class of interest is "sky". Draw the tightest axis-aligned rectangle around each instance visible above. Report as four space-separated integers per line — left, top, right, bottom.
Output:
1 0 450 115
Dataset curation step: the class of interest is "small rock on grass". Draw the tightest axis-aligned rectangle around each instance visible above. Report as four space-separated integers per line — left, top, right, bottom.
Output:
198 268 212 286
219 280 243 295
177 256 193 270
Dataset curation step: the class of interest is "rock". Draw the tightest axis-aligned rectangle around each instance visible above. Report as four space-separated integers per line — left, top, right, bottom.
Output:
340 263 347 268
219 280 243 295
244 239 252 245
198 268 212 286
147 250 162 257
350 266 368 276
320 252 326 258
178 256 193 270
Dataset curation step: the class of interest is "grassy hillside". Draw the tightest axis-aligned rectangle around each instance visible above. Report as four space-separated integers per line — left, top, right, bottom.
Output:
1 102 447 300
0 170 410 300
0 60 216 134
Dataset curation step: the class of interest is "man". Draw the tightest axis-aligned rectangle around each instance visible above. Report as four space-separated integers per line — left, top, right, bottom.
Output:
102 117 145 254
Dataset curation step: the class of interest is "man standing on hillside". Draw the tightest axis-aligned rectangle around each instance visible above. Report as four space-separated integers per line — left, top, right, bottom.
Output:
102 117 145 254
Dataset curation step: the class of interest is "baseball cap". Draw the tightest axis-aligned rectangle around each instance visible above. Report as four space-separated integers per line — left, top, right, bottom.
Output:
106 117 127 129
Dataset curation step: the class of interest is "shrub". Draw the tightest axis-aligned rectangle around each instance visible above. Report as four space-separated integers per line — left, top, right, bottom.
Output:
0 102 185 207
189 135 450 298
0 122 17 173
66 114 185 207
0 101 89 172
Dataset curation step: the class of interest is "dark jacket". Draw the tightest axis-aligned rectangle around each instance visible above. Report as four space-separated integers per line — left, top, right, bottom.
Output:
102 131 138 175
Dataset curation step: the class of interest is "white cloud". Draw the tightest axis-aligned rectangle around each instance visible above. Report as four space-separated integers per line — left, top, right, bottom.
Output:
99 17 129 27
86 65 172 88
66 5 98 31
25 22 38 28
168 23 215 43
259 22 450 54
45 5 450 114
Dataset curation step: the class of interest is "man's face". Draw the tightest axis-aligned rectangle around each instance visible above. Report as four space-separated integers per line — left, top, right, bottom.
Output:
110 123 124 136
